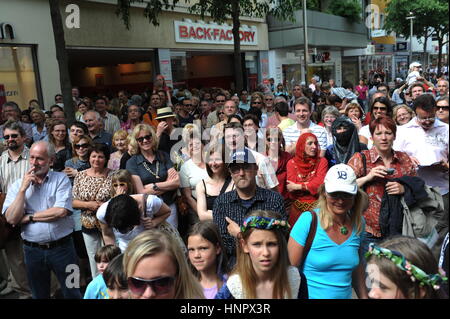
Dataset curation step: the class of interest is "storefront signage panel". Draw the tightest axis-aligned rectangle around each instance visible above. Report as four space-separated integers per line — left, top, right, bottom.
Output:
174 20 257 46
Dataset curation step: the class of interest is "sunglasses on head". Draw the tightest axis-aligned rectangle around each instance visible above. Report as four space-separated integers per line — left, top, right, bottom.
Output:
74 143 89 149
3 134 19 140
137 135 152 143
127 276 175 296
327 192 354 200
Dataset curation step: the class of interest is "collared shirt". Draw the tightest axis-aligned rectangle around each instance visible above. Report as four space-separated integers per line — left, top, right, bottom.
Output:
100 112 121 136
31 124 48 142
239 102 250 111
283 121 328 151
91 130 113 150
393 118 449 194
348 148 416 237
0 147 30 193
212 187 286 257
2 171 74 243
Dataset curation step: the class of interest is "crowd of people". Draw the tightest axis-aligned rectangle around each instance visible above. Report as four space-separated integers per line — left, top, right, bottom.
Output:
0 62 448 300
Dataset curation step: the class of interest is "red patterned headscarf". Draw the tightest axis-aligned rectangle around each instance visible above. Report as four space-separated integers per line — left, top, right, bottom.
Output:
293 132 320 176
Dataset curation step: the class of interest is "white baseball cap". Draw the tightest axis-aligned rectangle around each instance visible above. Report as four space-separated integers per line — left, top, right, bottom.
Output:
410 62 422 68
324 164 358 195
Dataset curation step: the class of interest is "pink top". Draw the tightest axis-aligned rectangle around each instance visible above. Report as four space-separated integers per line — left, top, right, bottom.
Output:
355 85 368 100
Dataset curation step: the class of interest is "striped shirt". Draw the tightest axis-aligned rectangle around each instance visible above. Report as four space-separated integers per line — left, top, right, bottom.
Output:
283 121 328 151
212 187 286 258
101 112 121 136
0 147 30 194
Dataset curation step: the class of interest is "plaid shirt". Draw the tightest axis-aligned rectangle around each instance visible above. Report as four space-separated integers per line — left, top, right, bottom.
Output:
213 187 286 257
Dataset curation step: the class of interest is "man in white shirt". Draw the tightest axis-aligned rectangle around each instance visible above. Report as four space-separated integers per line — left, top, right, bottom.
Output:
394 94 449 239
94 97 120 136
283 97 327 157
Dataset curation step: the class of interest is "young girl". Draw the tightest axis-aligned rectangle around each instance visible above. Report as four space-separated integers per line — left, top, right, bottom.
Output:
102 254 130 299
215 210 308 299
84 245 121 299
187 221 229 299
366 236 448 299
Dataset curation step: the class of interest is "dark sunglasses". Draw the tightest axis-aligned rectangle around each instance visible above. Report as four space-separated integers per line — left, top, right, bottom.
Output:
184 104 192 106
216 99 225 103
74 143 90 149
327 192 354 200
137 135 152 143
437 106 449 111
372 106 387 111
3 134 19 140
127 276 175 296
112 182 127 188
229 163 254 174
252 102 262 104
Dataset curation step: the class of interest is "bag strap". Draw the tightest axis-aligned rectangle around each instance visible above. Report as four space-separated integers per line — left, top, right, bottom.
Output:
360 151 367 176
219 176 232 195
142 194 149 218
300 210 317 268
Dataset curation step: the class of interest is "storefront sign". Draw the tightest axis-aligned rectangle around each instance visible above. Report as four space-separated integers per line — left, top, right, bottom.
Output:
174 20 257 46
311 52 330 63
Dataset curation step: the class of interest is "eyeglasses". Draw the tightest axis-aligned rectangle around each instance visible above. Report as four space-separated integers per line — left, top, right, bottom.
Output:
74 143 90 149
252 102 262 105
137 135 152 143
265 98 273 101
218 112 224 116
3 134 19 140
127 276 175 296
372 106 387 111
112 182 127 188
229 163 254 174
417 116 435 123
327 192 355 200
216 99 225 103
437 106 449 111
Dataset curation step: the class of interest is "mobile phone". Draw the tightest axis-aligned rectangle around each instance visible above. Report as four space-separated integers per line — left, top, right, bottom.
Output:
386 168 395 175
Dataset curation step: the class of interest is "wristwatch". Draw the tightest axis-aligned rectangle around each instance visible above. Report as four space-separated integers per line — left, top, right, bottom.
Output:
153 183 160 191
29 215 35 223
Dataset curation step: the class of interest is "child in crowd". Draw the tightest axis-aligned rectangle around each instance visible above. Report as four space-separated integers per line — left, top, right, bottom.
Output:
187 221 229 299
215 210 308 299
366 236 448 299
102 254 130 299
83 245 121 299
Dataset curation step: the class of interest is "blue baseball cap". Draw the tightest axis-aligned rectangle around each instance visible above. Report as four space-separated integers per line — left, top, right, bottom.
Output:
227 148 257 166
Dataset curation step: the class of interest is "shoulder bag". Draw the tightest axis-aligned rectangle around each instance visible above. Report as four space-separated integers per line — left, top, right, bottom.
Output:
299 210 318 269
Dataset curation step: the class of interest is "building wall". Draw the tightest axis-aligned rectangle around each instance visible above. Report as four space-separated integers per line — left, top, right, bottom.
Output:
0 0 60 108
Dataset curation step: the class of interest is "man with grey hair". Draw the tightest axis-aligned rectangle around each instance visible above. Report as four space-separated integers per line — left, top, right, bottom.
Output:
94 97 120 136
436 79 449 99
0 120 32 298
83 110 112 150
0 102 32 145
3 140 81 299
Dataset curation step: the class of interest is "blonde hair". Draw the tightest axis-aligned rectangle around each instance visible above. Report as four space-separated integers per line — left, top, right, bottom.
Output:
129 124 158 155
316 184 367 235
234 210 292 299
123 229 205 299
30 108 45 120
392 104 415 124
112 130 128 149
110 169 135 197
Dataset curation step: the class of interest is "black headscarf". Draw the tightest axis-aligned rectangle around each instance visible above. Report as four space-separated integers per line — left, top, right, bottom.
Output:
331 116 362 165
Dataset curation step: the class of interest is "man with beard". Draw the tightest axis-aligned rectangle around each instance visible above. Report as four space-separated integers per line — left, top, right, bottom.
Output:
0 102 32 146
0 121 32 298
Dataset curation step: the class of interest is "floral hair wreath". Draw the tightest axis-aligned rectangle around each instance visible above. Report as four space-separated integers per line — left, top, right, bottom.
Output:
241 216 290 233
365 243 448 290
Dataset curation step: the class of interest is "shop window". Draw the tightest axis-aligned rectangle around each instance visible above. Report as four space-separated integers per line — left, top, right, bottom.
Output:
0 45 39 109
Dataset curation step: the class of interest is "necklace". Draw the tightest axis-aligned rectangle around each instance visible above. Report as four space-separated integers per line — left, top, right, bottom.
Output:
143 160 160 179
334 216 349 235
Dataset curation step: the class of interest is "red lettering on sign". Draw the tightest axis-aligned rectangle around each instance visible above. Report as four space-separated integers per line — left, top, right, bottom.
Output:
213 28 219 39
204 28 211 40
226 30 233 40
189 26 197 38
219 29 226 41
196 27 204 39
248 32 255 42
179 26 188 38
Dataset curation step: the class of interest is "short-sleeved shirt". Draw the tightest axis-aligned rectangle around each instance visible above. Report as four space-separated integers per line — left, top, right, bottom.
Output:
126 151 176 205
83 274 108 299
179 159 208 199
97 194 163 252
347 148 416 237
358 125 373 149
290 210 364 299
393 118 449 195
91 130 113 151
213 187 286 258
31 124 48 142
283 121 328 152
2 171 74 243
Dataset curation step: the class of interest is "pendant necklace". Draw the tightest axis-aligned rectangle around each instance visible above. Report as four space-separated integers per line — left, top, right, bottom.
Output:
335 215 349 235
143 160 160 179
